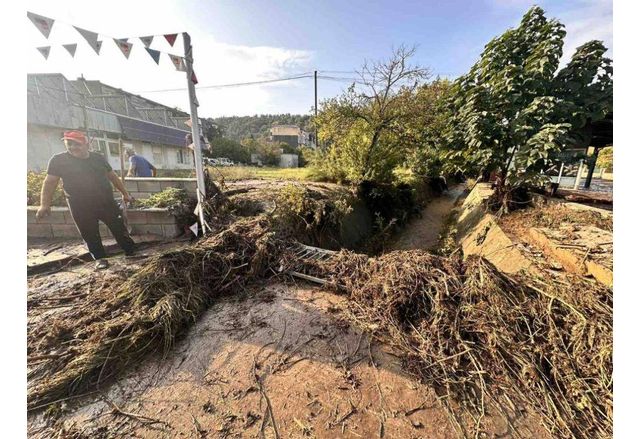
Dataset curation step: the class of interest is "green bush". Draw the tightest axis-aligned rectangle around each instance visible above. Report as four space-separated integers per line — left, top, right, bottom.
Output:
27 171 66 206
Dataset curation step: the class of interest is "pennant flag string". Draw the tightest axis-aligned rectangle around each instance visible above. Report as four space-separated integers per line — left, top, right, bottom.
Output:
114 38 133 59
28 12 55 38
139 35 154 48
63 43 77 57
145 47 161 65
164 33 178 47
169 54 187 72
74 26 101 54
28 11 189 70
36 46 51 60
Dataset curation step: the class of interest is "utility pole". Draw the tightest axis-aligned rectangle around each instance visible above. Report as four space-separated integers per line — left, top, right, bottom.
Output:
183 32 208 234
314 70 318 148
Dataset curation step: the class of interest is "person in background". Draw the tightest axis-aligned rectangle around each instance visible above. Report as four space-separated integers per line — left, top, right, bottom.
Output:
126 148 157 177
36 130 136 270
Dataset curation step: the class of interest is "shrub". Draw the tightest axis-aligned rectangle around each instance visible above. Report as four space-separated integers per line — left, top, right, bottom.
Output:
27 171 66 206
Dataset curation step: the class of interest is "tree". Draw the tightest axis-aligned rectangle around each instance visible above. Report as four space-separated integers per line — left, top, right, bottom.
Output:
444 6 612 206
314 45 431 183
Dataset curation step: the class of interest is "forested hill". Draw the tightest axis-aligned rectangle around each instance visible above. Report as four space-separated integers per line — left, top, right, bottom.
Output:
210 114 313 141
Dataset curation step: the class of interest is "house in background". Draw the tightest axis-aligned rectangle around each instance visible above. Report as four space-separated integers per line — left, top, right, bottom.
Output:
269 124 315 150
27 73 204 172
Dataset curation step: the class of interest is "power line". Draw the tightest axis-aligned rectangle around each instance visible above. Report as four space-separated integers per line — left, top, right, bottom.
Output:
137 73 314 93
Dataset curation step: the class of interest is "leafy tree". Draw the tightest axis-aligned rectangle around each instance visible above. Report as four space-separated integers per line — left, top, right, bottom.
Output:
444 6 612 207
596 146 613 171
313 45 431 183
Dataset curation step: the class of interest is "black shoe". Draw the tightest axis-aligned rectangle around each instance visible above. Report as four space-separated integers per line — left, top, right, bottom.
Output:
95 259 109 270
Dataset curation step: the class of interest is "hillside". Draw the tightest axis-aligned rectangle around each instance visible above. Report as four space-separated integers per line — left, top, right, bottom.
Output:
210 114 313 141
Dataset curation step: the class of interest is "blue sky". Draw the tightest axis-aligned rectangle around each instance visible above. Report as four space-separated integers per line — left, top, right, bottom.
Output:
26 0 612 118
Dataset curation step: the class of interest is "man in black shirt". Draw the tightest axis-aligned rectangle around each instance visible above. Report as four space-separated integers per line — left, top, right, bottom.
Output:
36 130 136 269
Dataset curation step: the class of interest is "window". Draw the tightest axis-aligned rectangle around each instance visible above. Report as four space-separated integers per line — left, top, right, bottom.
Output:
177 149 191 165
108 142 120 156
95 140 108 156
152 145 164 166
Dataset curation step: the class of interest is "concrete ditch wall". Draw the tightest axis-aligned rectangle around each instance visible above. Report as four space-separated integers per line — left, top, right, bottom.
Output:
27 206 180 239
455 183 535 275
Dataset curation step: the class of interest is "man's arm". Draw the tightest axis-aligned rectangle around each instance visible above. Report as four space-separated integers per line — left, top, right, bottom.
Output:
107 171 133 202
150 163 157 177
36 175 61 219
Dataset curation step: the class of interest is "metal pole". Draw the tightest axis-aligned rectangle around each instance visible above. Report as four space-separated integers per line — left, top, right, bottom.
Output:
118 137 131 232
573 159 584 190
314 70 318 148
182 32 207 234
556 162 564 184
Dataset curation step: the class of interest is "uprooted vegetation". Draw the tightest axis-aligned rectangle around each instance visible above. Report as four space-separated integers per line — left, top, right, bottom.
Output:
28 194 612 438
28 217 281 411
296 250 612 439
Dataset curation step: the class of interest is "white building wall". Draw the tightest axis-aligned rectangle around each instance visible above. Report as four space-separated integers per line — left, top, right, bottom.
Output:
28 123 194 173
27 125 67 172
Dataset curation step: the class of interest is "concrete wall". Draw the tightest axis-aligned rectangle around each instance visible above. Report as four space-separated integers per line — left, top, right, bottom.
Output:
279 154 299 168
27 125 67 172
113 177 197 199
27 206 180 239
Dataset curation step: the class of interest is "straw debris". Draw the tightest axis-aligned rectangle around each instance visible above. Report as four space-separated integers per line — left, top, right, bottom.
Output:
299 250 612 439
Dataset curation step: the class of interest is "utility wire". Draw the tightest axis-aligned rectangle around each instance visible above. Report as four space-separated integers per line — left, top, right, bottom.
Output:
137 73 314 93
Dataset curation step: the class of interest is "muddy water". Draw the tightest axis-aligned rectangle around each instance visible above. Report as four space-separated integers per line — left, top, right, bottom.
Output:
388 184 466 252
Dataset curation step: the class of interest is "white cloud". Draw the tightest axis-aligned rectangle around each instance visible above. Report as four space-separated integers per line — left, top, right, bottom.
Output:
26 0 315 117
558 0 613 64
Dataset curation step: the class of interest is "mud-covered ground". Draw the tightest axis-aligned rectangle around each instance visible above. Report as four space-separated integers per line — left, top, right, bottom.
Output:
28 278 550 438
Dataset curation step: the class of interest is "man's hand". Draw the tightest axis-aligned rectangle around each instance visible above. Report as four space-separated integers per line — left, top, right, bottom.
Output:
122 192 134 203
36 205 51 220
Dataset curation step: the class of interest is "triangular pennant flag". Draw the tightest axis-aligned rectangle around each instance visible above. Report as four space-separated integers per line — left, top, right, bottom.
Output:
169 54 186 71
27 12 55 39
114 38 133 59
164 33 178 46
95 40 103 54
117 38 129 43
189 222 199 237
193 203 200 216
36 46 51 60
63 43 77 57
191 71 198 85
145 47 161 64
139 35 154 47
74 26 100 54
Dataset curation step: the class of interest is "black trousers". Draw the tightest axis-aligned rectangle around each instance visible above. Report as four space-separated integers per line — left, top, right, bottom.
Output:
68 199 136 260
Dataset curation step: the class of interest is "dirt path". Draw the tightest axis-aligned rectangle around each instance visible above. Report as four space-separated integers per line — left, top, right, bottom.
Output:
389 184 466 252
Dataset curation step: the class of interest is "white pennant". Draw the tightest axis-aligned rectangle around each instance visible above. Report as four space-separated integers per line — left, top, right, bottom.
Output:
74 26 101 54
36 46 51 60
27 12 55 38
169 54 186 72
189 222 199 237
113 38 133 59
63 43 77 57
139 35 154 47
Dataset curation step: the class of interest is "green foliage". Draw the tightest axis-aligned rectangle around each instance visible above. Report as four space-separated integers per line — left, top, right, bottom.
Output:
27 171 65 206
312 46 431 184
270 184 353 247
596 146 613 171
207 137 250 163
211 114 312 142
134 188 197 231
444 6 613 197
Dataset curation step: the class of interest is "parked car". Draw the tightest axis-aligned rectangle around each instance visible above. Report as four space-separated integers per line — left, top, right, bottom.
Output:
216 158 234 167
